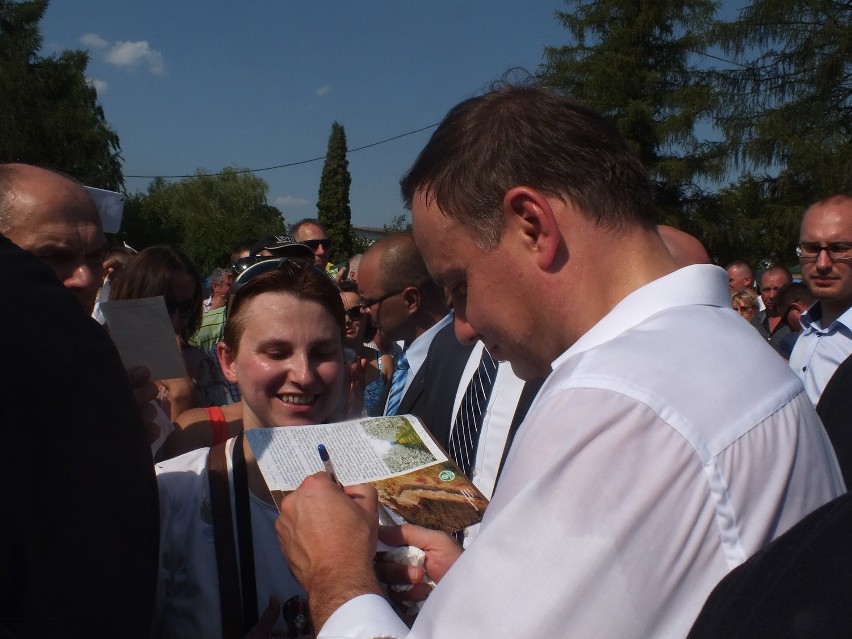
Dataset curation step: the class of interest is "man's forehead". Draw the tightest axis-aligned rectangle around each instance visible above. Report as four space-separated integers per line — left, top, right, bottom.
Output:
296 224 326 239
802 200 852 237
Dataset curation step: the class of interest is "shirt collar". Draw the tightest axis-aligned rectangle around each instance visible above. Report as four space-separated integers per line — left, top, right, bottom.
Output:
800 301 852 334
553 264 730 369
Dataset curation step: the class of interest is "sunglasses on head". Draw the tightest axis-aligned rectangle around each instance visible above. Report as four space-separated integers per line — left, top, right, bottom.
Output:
300 239 330 251
230 256 320 298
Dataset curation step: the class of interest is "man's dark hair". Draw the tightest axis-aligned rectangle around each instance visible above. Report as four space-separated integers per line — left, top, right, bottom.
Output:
400 83 655 249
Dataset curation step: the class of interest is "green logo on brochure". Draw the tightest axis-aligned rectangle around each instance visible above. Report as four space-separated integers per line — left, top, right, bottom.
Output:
439 470 455 482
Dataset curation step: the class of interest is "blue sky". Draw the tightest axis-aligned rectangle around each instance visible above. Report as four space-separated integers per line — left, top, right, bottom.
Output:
40 1 569 230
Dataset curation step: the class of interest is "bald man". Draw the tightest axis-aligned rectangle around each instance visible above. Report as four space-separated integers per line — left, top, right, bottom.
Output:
0 163 106 313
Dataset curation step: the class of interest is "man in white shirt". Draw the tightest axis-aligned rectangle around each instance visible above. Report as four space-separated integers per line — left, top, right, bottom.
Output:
788 194 852 404
274 86 843 638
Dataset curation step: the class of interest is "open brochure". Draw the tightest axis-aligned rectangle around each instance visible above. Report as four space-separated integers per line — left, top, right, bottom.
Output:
245 414 489 533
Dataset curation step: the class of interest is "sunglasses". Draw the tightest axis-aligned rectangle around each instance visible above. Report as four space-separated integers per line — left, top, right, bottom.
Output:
300 239 330 251
165 295 196 319
230 256 321 298
344 305 363 321
231 255 273 276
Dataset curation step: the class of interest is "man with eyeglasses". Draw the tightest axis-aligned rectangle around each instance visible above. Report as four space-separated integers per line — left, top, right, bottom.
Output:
788 194 852 405
357 232 471 424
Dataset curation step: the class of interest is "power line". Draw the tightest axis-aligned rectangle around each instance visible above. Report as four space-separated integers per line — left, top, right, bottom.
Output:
124 122 440 180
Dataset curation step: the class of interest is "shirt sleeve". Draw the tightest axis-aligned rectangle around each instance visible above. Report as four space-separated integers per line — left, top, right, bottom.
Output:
318 594 410 639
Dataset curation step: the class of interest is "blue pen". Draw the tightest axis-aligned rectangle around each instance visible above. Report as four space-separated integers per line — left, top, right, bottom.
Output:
317 443 342 487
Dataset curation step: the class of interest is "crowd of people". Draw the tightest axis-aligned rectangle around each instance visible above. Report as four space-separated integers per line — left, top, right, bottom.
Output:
2 82 852 638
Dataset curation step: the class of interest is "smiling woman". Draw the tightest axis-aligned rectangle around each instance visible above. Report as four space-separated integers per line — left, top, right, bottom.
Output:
153 258 351 638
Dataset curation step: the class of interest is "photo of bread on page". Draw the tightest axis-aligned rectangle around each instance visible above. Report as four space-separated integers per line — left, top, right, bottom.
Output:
245 415 488 533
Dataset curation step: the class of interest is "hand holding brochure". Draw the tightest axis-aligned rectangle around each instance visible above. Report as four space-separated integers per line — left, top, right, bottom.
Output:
245 414 489 533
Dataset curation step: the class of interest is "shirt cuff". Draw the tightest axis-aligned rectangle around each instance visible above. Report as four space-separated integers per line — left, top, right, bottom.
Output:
318 593 410 639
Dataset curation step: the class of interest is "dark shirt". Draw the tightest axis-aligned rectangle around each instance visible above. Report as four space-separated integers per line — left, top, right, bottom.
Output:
0 235 159 638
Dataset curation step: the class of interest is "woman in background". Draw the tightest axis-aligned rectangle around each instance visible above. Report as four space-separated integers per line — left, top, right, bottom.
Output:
110 245 229 420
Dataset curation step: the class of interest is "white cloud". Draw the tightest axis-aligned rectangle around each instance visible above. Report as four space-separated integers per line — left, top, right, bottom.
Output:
275 195 310 209
105 40 164 74
85 77 108 94
315 85 332 96
80 33 109 49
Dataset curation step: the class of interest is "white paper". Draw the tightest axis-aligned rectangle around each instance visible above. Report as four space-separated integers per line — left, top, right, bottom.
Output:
84 186 125 234
245 415 448 491
100 296 187 380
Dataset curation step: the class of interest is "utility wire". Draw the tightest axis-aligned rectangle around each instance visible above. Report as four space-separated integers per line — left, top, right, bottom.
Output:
125 122 440 179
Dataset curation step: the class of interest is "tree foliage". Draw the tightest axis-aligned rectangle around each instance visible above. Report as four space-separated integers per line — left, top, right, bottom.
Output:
121 168 286 274
0 0 123 189
317 122 354 261
538 0 723 226
714 0 852 211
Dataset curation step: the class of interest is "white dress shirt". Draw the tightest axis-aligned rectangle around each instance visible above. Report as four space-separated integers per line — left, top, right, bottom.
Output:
319 265 844 639
788 302 852 404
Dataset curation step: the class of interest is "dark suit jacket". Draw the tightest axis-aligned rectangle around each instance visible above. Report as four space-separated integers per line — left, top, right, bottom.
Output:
0 235 159 638
687 491 852 638
817 351 852 487
397 322 475 440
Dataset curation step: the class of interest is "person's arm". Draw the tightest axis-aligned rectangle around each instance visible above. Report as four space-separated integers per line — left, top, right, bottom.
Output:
276 474 384 630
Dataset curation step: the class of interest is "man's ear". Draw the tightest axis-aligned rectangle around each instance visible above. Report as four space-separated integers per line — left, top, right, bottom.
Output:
402 286 422 315
217 342 238 383
503 186 561 270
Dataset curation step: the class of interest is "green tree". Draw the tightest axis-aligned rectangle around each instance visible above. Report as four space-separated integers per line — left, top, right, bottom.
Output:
121 168 286 274
713 0 852 251
538 0 723 226
316 122 354 261
0 0 123 189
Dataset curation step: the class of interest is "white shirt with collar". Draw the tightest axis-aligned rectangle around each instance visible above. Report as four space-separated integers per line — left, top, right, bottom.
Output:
319 264 843 639
384 313 452 414
788 301 852 404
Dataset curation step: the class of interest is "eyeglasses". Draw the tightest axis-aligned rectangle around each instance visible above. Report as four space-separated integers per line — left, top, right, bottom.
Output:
795 242 852 261
344 305 363 321
300 239 330 251
360 288 405 310
230 257 319 298
734 305 754 313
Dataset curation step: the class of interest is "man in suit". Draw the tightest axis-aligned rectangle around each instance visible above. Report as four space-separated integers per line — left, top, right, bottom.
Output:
358 232 464 420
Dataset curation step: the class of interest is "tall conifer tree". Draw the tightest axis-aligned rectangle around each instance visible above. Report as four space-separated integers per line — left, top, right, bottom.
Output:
317 121 353 262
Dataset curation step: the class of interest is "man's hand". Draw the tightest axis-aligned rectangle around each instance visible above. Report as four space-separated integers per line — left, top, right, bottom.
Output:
276 473 383 631
375 524 463 604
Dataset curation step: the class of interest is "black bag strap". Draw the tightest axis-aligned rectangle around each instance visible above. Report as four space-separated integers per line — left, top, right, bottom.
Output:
231 433 259 631
207 439 244 639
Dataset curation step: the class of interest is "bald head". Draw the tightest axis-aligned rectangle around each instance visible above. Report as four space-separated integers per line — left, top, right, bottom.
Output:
658 225 711 267
0 163 105 312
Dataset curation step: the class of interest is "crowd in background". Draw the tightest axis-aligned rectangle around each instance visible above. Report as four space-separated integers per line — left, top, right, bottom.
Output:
3 84 852 639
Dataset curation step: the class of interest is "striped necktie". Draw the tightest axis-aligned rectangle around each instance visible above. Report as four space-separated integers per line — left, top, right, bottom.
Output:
384 350 409 416
448 348 498 477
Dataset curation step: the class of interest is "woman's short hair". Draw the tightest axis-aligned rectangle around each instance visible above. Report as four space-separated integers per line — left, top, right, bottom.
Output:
731 288 759 309
224 260 345 353
110 245 203 341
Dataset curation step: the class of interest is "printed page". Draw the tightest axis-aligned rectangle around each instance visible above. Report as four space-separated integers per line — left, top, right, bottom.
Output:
245 415 448 490
100 296 187 380
247 415 489 533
